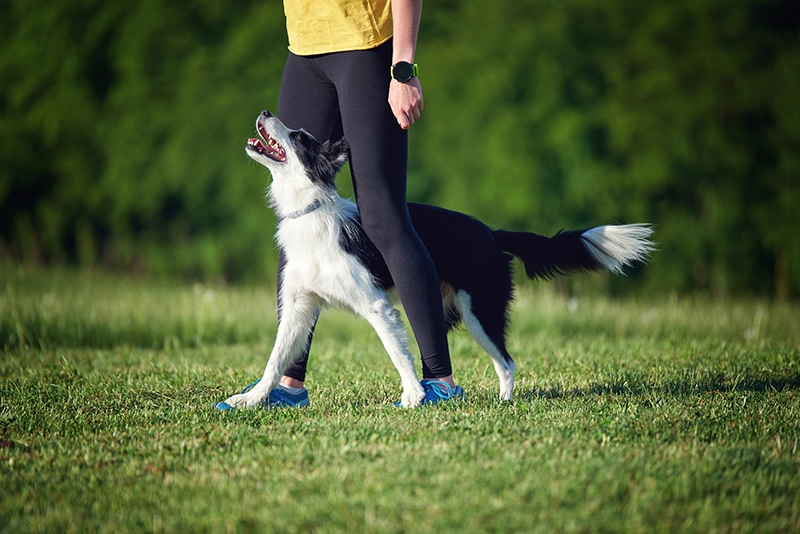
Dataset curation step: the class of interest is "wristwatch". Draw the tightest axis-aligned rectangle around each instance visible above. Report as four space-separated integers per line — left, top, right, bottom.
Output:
390 61 419 83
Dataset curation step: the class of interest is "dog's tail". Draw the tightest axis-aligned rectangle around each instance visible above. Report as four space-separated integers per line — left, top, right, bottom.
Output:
493 224 655 280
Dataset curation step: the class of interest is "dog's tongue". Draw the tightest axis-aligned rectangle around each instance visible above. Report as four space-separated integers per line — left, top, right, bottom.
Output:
247 136 287 162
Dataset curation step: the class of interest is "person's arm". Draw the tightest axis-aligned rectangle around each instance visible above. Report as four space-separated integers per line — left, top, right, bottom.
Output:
388 0 424 130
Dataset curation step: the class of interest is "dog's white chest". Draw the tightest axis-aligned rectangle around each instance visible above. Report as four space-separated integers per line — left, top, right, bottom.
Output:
278 213 376 307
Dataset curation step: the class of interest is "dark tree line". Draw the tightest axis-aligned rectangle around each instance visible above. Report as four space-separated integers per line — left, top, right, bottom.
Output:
2 0 798 296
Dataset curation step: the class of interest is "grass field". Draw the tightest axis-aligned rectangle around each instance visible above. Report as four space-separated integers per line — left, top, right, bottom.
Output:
2 266 799 533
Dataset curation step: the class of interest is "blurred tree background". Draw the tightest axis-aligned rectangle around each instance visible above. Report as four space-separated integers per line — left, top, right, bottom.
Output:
1 0 798 297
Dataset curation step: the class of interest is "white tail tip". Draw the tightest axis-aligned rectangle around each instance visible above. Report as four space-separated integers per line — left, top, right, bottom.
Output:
580 224 655 275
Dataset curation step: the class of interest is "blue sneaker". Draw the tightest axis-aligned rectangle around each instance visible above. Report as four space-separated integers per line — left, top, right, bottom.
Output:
267 384 310 408
212 380 309 410
395 379 465 407
421 379 465 404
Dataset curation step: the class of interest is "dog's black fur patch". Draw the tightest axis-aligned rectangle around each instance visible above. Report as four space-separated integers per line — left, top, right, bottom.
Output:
313 132 641 365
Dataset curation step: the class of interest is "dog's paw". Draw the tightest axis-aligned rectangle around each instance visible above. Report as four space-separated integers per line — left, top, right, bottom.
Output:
499 380 514 401
398 386 426 408
499 363 515 401
222 392 265 409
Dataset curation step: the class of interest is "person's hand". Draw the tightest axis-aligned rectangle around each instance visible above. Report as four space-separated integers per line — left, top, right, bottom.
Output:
388 77 424 130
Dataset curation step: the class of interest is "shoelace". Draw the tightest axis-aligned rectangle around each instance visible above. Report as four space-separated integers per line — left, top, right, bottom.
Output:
423 380 458 400
240 379 261 394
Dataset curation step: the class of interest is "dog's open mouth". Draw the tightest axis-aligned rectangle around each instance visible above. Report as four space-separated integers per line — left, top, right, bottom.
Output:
248 124 287 162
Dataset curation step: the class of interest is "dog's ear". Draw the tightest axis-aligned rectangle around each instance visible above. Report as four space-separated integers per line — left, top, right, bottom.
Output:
323 137 350 171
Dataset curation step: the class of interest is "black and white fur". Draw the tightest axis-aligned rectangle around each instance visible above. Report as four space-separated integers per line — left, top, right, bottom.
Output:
223 110 654 408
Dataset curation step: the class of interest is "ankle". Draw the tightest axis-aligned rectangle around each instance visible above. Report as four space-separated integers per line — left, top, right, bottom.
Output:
425 375 455 388
280 376 305 389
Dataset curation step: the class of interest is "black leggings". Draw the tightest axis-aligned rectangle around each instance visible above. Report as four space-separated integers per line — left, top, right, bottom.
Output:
276 40 452 381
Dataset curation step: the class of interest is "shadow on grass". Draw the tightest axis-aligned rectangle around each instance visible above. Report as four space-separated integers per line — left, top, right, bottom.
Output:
519 374 800 401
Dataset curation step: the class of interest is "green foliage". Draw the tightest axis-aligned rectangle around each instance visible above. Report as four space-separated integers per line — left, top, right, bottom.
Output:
416 0 800 297
1 0 287 282
2 270 800 532
1 0 798 295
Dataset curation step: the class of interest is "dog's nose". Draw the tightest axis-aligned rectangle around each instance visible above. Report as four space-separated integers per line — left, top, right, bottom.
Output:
262 110 273 118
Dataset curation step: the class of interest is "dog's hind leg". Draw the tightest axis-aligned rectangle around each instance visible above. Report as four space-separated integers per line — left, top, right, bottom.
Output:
223 292 321 409
456 290 516 401
356 295 426 407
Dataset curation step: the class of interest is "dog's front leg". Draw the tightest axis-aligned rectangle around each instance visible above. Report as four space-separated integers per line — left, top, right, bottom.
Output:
359 297 426 408
223 293 320 409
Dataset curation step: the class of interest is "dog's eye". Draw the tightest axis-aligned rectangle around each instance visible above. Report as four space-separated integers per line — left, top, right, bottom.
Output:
290 132 307 149
293 129 320 146
292 131 320 154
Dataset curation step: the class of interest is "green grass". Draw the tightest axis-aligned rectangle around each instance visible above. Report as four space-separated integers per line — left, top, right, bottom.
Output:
2 266 799 533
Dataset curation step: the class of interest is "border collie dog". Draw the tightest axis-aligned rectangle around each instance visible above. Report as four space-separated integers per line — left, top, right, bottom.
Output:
222 110 654 408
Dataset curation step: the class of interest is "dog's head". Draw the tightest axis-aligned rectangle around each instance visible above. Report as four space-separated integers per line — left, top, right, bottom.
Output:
246 110 349 190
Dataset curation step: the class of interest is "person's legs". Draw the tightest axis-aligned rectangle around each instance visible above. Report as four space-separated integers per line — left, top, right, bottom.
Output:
319 42 454 382
275 53 343 386
277 52 344 142
263 44 458 405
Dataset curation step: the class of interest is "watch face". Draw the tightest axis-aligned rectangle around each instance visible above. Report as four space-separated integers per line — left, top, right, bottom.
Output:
392 62 413 82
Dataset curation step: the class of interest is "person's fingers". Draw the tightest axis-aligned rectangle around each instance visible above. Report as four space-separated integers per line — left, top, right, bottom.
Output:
389 79 423 129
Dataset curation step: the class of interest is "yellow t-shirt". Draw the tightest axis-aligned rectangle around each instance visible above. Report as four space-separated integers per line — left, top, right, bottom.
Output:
284 0 393 56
